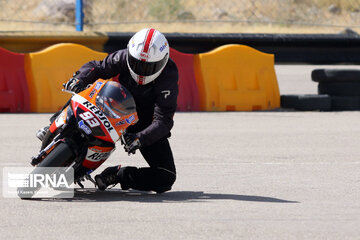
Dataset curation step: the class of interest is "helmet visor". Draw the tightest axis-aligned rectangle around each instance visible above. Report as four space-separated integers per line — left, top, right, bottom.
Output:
127 50 168 76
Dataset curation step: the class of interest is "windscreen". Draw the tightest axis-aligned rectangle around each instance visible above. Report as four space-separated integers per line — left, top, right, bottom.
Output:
95 81 136 119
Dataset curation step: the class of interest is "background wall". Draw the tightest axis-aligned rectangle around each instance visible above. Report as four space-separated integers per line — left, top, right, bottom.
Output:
0 0 360 34
1 0 360 113
2 31 360 64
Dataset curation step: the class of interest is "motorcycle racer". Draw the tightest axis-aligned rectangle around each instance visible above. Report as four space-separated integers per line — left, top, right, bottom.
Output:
46 28 178 193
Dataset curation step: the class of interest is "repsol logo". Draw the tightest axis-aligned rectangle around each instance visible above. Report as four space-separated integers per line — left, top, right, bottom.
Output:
82 101 114 132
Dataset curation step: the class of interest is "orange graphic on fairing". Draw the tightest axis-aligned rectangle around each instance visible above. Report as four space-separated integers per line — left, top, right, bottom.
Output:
77 80 138 141
46 79 138 171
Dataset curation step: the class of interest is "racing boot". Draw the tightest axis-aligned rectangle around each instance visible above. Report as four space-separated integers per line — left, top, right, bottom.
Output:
36 126 50 141
95 165 133 191
95 165 122 191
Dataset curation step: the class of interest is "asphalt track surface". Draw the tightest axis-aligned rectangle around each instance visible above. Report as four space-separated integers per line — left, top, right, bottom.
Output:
1 65 360 239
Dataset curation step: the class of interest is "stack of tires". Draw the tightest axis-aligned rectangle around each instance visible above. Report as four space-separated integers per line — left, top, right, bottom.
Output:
312 69 360 111
281 69 360 111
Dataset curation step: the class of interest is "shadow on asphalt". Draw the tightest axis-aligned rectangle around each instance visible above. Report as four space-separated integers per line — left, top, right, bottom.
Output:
38 188 299 203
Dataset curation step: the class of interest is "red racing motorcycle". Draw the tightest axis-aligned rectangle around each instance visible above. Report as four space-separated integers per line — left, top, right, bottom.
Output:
18 79 138 198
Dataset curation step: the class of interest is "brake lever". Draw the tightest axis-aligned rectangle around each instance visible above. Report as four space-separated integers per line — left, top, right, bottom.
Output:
62 89 75 95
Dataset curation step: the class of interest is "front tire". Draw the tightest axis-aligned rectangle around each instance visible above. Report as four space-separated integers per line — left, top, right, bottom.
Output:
37 142 74 167
18 142 75 199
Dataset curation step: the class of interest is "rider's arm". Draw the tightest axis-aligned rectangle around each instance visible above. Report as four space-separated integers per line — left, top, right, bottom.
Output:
74 50 125 85
136 61 179 147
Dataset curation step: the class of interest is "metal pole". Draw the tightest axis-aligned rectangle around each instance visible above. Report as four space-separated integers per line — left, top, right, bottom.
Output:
75 0 84 31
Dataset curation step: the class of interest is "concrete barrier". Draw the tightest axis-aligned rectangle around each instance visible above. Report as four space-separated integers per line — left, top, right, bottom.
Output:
194 44 280 111
0 39 281 112
170 48 200 112
0 47 30 112
25 43 107 112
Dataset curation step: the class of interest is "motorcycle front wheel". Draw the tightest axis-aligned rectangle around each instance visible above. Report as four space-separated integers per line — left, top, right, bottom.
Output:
18 142 75 199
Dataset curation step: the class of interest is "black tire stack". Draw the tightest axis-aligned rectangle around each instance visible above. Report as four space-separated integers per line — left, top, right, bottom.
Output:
281 69 360 111
312 69 360 111
280 94 331 111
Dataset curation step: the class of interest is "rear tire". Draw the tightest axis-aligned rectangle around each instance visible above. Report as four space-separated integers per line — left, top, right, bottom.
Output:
18 142 75 199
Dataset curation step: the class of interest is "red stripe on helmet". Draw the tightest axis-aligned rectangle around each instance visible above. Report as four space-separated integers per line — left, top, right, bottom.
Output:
141 28 156 61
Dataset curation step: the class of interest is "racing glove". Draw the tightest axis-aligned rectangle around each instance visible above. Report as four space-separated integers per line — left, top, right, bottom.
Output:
121 131 141 155
64 73 86 93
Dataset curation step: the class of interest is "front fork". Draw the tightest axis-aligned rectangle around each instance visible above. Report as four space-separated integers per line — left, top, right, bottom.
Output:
31 121 87 167
31 125 67 166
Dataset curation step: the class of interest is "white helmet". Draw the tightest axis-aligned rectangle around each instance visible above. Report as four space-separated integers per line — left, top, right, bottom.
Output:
127 28 170 85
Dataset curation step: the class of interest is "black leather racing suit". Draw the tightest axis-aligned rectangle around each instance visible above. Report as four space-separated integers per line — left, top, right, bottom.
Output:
76 49 179 193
